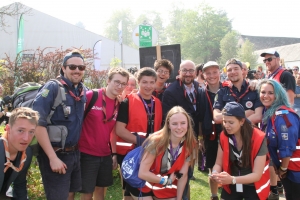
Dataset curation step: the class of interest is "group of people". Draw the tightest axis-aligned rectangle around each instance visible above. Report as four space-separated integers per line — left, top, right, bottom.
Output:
0 48 300 200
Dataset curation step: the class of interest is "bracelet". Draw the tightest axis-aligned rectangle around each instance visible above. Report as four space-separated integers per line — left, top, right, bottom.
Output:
159 177 165 185
280 166 287 171
212 170 218 173
111 153 117 157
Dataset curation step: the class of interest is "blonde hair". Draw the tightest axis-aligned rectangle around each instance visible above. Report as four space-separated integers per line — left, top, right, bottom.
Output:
9 107 39 127
143 106 197 166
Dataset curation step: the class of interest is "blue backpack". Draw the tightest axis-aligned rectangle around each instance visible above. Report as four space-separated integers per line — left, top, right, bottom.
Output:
121 146 146 188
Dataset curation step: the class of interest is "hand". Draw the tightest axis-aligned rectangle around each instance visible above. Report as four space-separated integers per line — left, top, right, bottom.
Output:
249 80 258 91
278 168 287 179
245 110 254 118
212 171 232 185
116 95 123 103
49 156 67 174
112 155 118 170
199 139 205 152
169 172 176 183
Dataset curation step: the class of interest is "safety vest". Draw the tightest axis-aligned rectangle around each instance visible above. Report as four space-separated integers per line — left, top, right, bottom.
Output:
116 93 162 155
271 68 285 83
220 128 270 200
141 142 187 198
271 105 300 171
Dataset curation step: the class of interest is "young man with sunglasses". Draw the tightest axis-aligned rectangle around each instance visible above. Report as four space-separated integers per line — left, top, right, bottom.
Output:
213 58 263 125
33 49 87 200
260 49 296 200
260 49 295 105
79 67 129 200
115 67 163 200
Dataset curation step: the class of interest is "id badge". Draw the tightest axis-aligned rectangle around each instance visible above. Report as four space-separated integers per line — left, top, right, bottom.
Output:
236 183 243 192
66 106 71 114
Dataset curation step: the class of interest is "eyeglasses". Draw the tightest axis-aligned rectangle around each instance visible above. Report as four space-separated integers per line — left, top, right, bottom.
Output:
263 57 276 63
66 64 86 71
180 69 195 74
113 80 127 88
293 68 299 71
157 69 170 75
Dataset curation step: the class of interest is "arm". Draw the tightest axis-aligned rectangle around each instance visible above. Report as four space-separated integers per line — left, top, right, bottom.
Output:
35 126 67 173
247 106 263 124
138 151 160 183
211 143 223 173
176 160 190 200
115 121 136 144
287 89 295 105
213 109 223 124
110 128 117 169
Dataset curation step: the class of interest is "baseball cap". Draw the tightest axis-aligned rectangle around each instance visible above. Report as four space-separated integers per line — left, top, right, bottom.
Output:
60 50 84 75
222 102 246 118
203 61 220 71
260 49 280 57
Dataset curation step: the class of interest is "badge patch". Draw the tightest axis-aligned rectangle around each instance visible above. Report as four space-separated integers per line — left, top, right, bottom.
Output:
281 133 288 140
281 125 288 132
245 101 253 108
41 89 49 97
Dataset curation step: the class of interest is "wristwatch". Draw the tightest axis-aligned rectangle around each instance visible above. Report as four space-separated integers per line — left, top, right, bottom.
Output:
231 176 236 184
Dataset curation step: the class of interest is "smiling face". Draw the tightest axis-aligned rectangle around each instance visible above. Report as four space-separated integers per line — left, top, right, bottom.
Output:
62 57 85 86
264 54 280 73
156 66 170 84
106 73 128 99
123 77 137 96
168 112 188 140
138 75 156 99
203 66 220 85
222 115 244 135
179 61 196 86
259 83 275 109
226 64 243 83
7 118 36 154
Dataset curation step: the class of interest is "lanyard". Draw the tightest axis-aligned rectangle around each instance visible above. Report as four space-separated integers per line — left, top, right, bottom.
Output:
102 88 119 123
228 81 250 103
205 89 216 140
138 93 154 134
229 135 243 168
60 79 84 101
268 66 282 79
169 140 180 165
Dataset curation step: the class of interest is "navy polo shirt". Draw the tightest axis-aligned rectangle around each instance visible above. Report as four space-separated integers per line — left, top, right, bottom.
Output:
213 80 263 111
32 76 86 147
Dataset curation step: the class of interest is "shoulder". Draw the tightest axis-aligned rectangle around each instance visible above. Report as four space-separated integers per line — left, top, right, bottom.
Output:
165 81 180 91
280 71 295 80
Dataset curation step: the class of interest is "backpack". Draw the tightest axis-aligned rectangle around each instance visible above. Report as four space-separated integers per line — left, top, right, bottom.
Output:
10 79 68 156
121 146 146 188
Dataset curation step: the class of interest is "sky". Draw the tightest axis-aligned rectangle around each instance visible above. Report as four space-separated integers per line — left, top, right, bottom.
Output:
1 0 300 38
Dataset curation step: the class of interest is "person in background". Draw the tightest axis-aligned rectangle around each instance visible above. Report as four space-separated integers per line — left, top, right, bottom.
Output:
220 67 227 83
294 74 300 116
257 66 266 79
0 107 39 199
241 62 249 80
0 84 9 125
292 66 299 78
258 79 300 200
122 74 137 99
136 106 197 200
152 59 174 101
210 102 270 200
195 63 206 88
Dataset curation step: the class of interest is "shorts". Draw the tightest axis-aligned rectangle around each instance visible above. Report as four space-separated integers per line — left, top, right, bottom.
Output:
37 149 81 200
204 136 218 168
126 183 153 197
117 154 131 196
80 153 113 193
221 184 259 200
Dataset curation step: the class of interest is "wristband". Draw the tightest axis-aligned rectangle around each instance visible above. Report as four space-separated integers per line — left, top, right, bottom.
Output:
162 177 168 185
159 177 165 185
212 170 218 173
111 153 117 157
280 166 287 171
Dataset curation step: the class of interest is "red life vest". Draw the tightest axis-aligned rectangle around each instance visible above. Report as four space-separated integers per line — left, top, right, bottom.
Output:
271 68 285 82
141 142 187 198
270 105 300 171
220 128 270 200
116 93 162 155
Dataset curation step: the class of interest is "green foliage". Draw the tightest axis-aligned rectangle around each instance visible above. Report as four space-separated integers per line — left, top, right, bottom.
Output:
110 57 122 68
219 31 239 67
237 39 258 70
27 157 45 199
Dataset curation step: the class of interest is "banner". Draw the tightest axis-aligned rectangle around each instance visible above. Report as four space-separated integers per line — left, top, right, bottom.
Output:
17 14 24 63
118 20 122 45
93 40 102 71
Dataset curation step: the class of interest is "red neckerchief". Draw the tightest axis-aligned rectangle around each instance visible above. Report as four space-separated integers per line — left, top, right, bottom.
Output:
178 79 197 105
102 88 119 123
228 81 250 103
268 66 282 79
59 79 84 101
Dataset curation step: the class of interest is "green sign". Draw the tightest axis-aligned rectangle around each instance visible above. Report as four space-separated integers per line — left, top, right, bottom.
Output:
139 25 152 47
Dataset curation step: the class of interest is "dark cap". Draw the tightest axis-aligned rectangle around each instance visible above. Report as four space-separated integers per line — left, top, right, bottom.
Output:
222 102 245 118
260 49 280 57
60 50 84 75
225 58 242 68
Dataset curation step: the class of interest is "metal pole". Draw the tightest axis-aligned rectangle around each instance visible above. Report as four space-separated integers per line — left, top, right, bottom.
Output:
121 43 123 68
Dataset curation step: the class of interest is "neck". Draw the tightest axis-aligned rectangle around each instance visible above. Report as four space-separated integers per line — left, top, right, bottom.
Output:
8 145 18 161
270 66 280 74
105 87 117 99
233 79 243 92
208 83 220 93
170 136 181 148
155 82 164 91
139 92 151 100
184 83 192 89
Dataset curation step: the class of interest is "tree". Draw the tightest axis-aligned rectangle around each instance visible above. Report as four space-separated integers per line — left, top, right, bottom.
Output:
0 2 31 32
237 39 258 70
104 9 135 47
218 31 239 67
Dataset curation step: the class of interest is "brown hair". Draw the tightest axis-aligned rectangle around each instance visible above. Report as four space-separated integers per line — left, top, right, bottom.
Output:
107 67 130 82
154 59 174 74
136 67 157 82
9 107 39 127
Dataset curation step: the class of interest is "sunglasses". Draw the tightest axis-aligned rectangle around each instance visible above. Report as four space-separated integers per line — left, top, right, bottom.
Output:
66 64 86 71
293 68 299 71
263 57 276 63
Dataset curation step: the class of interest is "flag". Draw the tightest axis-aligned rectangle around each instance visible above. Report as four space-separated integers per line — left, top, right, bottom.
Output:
93 40 102 71
118 20 122 45
17 14 24 64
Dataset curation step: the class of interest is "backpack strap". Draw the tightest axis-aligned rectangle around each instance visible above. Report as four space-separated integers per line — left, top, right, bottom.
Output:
84 89 98 119
46 79 68 124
